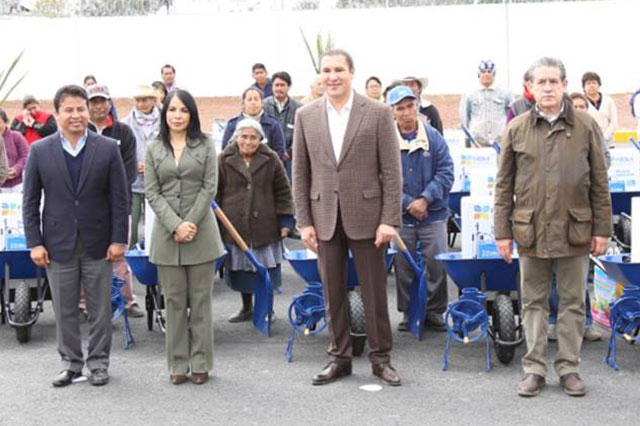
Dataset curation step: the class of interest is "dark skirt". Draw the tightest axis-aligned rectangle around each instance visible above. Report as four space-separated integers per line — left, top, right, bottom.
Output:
225 265 282 294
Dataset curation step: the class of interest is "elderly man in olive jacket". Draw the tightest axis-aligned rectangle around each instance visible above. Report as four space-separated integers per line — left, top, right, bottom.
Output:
494 57 611 398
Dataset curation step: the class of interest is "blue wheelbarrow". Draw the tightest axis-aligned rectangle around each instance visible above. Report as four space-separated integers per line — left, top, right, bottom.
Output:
436 252 525 370
0 250 47 343
595 255 640 370
283 248 397 362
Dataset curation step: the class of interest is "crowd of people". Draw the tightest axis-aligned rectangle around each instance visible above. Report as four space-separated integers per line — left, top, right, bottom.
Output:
1 49 631 396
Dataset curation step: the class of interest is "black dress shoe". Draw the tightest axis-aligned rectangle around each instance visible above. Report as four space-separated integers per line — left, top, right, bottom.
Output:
425 313 446 332
52 370 83 387
228 309 253 323
89 369 109 386
311 362 352 385
372 362 402 386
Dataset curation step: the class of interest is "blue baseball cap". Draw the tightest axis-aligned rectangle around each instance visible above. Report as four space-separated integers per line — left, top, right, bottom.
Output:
387 85 416 106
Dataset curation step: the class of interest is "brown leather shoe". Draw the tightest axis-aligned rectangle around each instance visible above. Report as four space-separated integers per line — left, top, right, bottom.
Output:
372 362 402 386
311 362 352 385
517 373 546 397
191 372 209 385
560 373 586 397
170 374 188 385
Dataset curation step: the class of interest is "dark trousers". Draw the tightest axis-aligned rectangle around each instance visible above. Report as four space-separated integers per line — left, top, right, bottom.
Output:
317 215 392 365
47 239 113 373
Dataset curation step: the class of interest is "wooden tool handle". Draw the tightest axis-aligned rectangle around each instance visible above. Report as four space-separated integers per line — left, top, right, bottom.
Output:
213 205 250 252
395 234 408 252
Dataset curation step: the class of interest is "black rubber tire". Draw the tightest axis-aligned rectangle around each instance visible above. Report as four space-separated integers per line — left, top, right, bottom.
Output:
14 281 32 343
348 290 366 335
348 290 367 357
352 335 366 357
493 294 516 365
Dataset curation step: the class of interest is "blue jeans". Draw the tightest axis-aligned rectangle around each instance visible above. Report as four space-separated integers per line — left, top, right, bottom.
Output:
548 271 593 327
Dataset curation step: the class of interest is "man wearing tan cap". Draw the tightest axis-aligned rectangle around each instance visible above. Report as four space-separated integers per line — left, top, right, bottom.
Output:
401 76 443 135
122 85 161 248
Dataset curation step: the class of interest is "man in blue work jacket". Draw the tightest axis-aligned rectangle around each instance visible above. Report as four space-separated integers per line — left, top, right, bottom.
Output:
388 85 454 332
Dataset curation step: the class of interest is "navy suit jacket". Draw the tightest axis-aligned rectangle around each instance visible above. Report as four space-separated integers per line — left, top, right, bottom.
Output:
22 131 129 262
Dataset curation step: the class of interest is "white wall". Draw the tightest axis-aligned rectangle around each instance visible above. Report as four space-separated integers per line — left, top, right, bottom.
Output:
0 0 637 100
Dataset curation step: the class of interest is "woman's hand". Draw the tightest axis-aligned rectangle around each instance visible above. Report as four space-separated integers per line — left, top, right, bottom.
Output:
174 221 198 243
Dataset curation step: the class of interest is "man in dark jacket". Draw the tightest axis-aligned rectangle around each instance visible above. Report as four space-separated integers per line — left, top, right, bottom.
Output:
251 63 273 98
86 84 143 318
23 85 129 387
494 57 611 398
387 85 454 332
263 71 301 180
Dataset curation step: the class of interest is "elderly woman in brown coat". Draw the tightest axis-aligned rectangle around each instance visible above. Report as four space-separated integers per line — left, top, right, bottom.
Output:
217 118 294 322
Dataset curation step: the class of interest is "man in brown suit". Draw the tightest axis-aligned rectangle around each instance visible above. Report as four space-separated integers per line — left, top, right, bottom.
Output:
494 57 611 398
292 49 403 386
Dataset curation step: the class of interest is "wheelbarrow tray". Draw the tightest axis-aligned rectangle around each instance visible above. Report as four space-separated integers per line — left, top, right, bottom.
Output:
598 255 640 288
284 248 397 287
436 252 519 292
610 191 640 216
125 250 158 286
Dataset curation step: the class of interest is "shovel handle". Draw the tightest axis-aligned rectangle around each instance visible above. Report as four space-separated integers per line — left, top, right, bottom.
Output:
211 202 250 252
395 234 408 252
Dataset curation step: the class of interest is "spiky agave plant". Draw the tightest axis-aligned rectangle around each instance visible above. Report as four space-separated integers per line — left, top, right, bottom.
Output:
0 50 28 107
299 28 334 74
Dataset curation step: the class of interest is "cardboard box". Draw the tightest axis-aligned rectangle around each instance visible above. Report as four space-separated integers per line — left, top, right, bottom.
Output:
0 193 26 251
592 265 624 329
450 148 498 193
608 148 640 192
461 196 498 259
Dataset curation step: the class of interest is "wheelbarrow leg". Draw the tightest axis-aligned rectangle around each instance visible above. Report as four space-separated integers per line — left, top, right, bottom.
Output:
285 327 297 363
606 332 619 370
485 334 492 372
442 334 452 371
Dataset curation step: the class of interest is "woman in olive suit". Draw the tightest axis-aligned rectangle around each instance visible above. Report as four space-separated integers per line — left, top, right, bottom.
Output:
145 90 225 385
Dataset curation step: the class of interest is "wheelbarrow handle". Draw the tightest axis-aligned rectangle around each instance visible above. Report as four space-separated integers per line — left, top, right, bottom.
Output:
211 202 250 252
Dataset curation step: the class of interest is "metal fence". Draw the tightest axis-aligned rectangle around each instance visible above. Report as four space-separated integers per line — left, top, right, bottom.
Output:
0 0 609 17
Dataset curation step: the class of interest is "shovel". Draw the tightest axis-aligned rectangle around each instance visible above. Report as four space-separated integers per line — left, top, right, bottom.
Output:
211 201 273 336
395 235 429 340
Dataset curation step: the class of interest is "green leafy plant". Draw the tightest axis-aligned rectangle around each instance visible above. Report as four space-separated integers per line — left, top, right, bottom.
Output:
299 28 334 74
0 51 28 107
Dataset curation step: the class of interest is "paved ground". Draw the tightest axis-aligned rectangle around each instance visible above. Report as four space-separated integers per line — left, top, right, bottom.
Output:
1 238 639 426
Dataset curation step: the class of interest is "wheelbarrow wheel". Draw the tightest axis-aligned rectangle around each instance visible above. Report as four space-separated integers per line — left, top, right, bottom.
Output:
14 281 32 343
348 290 367 357
493 294 516 364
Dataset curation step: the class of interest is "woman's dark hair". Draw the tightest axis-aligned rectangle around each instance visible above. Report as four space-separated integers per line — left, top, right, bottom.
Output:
0 108 8 124
242 87 264 102
53 85 88 113
159 90 206 149
83 75 97 85
366 76 381 88
569 92 589 106
152 80 168 97
582 71 601 88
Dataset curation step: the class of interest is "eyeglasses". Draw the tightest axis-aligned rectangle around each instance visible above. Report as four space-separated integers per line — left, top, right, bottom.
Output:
238 134 260 141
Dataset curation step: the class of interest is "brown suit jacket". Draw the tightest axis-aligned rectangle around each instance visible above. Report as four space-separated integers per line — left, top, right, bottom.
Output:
292 92 402 241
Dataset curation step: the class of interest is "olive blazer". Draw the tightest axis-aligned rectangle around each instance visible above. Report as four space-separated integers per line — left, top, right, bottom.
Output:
144 137 225 266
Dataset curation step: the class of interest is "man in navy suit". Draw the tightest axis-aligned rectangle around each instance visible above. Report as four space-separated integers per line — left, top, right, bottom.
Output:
22 85 129 387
